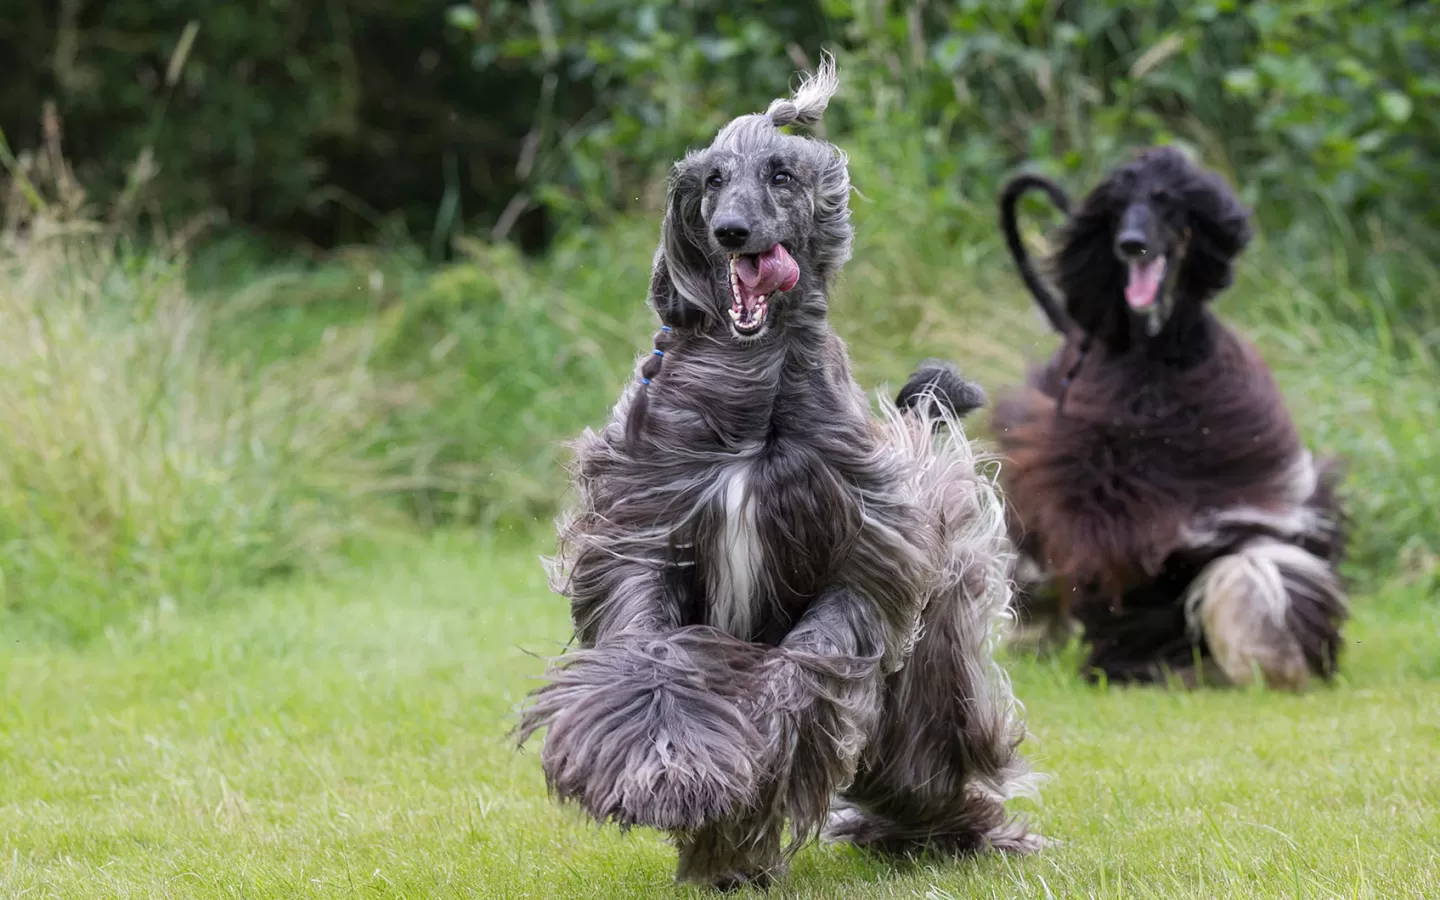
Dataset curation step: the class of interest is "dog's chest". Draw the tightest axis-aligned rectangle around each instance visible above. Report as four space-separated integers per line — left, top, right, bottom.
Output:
702 450 849 640
704 468 765 639
1062 358 1300 506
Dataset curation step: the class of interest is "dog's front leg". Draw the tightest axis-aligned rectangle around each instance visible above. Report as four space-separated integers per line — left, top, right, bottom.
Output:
519 559 771 837
670 587 888 890
764 588 889 837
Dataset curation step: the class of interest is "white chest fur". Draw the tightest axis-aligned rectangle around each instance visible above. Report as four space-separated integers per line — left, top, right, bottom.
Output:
706 468 764 640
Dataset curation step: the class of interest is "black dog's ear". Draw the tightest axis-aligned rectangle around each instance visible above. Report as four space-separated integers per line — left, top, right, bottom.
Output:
1055 173 1130 346
1177 165 1253 302
652 161 711 329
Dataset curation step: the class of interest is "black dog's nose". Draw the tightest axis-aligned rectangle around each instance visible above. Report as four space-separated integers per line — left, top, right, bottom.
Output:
713 218 750 250
1116 203 1153 259
1116 232 1149 258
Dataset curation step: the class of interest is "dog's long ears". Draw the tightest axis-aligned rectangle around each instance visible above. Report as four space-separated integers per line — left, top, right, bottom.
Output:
767 52 839 128
1176 167 1253 301
629 164 709 448
653 165 712 328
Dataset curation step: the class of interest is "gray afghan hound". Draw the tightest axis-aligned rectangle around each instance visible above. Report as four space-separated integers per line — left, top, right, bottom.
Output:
516 58 1041 890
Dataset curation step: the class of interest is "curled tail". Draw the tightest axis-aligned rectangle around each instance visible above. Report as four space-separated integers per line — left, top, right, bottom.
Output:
894 359 987 423
999 173 1073 336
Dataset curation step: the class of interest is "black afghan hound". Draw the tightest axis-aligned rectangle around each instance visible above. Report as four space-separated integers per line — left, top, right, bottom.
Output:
516 58 1040 890
983 146 1348 689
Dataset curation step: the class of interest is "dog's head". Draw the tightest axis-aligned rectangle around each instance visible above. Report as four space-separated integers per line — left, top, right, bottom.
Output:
650 55 852 342
1056 146 1253 345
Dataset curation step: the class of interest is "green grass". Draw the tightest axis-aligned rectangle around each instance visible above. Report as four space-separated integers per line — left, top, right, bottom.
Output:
3 121 1438 898
3 532 1438 899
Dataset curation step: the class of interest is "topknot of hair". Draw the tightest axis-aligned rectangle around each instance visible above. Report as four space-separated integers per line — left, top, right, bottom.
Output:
765 52 839 129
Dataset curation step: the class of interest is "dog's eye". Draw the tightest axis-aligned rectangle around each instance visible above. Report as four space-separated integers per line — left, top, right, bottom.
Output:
705 173 724 190
771 171 793 186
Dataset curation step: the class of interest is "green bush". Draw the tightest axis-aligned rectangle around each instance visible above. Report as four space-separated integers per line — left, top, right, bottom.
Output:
1 1 564 251
3 1 1434 255
371 229 656 526
455 0 1438 240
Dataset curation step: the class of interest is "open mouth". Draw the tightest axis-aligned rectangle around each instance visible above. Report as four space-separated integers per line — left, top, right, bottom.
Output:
728 244 800 336
1124 256 1167 312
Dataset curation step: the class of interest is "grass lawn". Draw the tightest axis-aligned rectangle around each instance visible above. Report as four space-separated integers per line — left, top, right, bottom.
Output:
3 532 1438 899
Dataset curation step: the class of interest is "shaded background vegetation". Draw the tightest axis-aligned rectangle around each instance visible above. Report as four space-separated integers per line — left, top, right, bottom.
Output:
0 0 1436 639
3 1 1435 254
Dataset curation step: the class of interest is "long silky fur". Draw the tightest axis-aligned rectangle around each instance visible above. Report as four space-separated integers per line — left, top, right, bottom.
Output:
517 57 1037 890
825 393 1044 856
990 146 1349 690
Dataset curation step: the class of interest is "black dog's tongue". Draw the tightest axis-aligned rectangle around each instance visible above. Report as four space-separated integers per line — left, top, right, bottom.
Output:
1125 258 1165 310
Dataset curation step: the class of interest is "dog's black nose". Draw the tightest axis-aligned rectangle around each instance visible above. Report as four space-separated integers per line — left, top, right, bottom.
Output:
713 218 750 249
1116 232 1149 258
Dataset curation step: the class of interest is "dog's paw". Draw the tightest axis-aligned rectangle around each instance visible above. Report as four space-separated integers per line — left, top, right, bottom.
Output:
677 865 781 893
675 827 787 891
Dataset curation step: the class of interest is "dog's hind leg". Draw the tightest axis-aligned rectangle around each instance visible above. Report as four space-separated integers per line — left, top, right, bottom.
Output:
1184 537 1347 690
824 573 1044 857
826 404 1043 858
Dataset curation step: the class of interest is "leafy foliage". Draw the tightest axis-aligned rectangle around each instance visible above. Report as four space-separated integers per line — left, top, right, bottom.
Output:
2 1 1434 253
455 0 1438 241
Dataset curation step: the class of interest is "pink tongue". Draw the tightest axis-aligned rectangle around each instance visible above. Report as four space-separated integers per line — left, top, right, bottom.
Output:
734 244 800 298
1125 258 1164 310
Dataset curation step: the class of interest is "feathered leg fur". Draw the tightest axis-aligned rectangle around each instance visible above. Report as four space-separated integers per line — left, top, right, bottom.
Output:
1186 539 1341 689
825 393 1042 857
670 589 890 887
1183 458 1348 690
516 628 773 832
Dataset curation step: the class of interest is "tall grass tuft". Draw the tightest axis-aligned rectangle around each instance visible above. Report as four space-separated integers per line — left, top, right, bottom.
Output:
371 232 656 527
0 143 418 642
